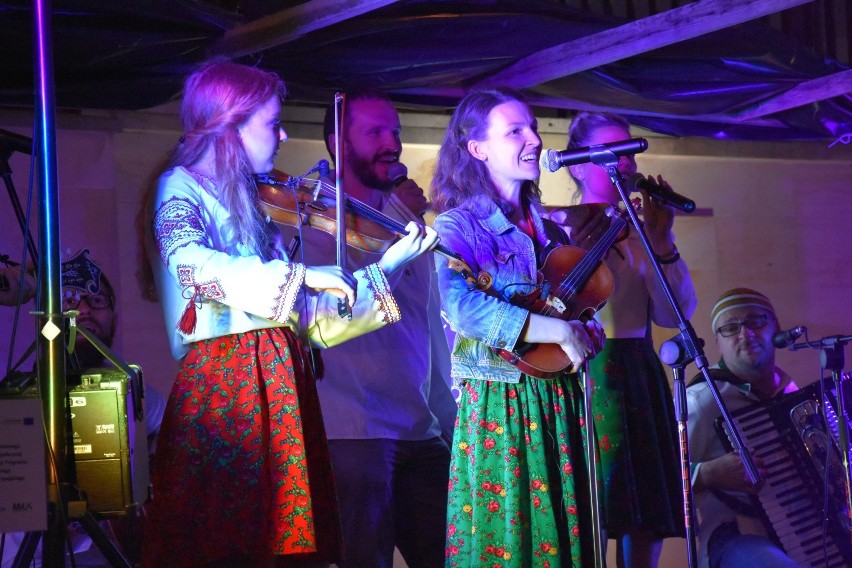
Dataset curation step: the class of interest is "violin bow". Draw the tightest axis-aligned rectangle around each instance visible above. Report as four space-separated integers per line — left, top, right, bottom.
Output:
333 92 352 319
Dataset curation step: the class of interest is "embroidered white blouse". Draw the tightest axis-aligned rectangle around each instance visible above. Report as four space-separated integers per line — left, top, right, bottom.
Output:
147 167 400 361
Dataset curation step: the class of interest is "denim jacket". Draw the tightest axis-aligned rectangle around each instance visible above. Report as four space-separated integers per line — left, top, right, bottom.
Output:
434 201 560 384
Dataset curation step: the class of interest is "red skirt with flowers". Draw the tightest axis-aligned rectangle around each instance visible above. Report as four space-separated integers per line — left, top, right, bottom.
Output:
445 375 593 568
142 327 341 567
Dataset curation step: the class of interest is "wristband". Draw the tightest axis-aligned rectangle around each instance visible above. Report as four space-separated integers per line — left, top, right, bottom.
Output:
655 246 680 264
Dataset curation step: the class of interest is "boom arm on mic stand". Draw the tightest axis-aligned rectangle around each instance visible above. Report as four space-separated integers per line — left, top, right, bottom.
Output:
540 137 648 172
588 145 757 568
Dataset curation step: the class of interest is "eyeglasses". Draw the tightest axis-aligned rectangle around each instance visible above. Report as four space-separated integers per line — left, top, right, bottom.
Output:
62 289 113 311
715 314 771 337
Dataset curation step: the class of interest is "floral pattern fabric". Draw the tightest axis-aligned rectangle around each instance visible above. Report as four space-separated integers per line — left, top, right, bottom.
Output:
142 327 341 567
589 338 684 538
445 375 592 568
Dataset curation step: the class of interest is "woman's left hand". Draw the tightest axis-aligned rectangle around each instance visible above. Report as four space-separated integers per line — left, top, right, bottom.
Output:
584 319 606 353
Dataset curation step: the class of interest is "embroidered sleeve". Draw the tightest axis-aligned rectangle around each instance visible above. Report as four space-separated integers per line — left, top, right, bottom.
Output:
362 262 400 324
270 262 306 322
154 196 209 266
301 261 401 349
151 175 308 331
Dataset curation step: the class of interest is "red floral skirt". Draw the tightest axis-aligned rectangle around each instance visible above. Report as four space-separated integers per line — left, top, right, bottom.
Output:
142 327 341 567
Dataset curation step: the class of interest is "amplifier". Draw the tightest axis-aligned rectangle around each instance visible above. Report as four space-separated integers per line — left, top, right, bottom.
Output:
0 367 150 517
69 367 150 516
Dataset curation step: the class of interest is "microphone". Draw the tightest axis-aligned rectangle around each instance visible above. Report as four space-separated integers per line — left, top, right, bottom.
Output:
540 138 648 173
659 335 705 367
0 128 33 156
318 159 330 178
388 162 408 186
627 173 696 213
773 326 806 348
303 159 329 177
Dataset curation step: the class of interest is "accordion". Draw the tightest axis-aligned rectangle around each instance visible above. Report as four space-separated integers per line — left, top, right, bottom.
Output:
715 379 852 567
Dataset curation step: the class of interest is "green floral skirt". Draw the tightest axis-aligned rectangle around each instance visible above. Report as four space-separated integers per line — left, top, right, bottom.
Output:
445 375 593 568
589 338 685 538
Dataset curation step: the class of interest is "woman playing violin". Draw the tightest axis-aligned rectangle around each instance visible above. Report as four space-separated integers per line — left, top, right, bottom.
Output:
431 87 605 567
136 60 437 568
562 112 697 568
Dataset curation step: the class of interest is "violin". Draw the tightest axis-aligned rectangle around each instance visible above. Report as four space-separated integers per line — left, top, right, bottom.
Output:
257 170 395 254
548 201 632 247
255 170 492 291
493 204 631 379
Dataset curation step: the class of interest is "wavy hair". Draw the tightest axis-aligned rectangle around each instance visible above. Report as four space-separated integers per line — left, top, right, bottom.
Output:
171 60 286 255
431 87 541 216
137 60 285 301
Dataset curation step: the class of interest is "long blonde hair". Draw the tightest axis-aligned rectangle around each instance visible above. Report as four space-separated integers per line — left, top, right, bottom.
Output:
173 60 285 254
136 60 286 301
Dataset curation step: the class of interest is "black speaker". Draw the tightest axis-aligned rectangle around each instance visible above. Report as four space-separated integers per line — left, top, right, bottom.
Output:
69 367 149 516
0 367 150 517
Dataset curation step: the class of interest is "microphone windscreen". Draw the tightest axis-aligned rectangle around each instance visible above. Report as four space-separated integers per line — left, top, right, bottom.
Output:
388 162 408 184
540 149 560 173
318 159 330 178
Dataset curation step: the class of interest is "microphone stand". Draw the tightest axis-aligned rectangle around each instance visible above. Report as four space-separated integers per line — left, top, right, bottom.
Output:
579 361 604 568
791 333 852 538
0 135 39 267
589 151 761 568
659 336 701 568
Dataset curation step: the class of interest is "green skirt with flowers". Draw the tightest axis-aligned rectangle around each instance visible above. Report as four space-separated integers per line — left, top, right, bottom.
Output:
445 375 593 568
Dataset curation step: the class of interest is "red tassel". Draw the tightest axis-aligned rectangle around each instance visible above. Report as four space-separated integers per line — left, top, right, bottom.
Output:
178 294 198 334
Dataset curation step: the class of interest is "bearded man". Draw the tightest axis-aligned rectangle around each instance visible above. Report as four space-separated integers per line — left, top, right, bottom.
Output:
273 90 456 568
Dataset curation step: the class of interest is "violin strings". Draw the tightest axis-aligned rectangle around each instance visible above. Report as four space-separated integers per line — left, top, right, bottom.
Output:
558 217 625 293
539 215 626 320
306 178 461 262
308 178 407 233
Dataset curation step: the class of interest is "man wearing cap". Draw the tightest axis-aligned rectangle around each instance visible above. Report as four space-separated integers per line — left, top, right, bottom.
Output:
61 249 122 369
685 287 798 568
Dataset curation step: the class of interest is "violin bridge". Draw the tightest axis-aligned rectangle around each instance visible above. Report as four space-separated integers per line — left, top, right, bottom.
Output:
308 179 323 201
544 294 567 314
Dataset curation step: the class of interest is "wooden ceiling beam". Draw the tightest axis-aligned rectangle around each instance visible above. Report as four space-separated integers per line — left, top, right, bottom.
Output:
733 68 852 121
211 0 400 59
477 0 814 89
522 93 784 127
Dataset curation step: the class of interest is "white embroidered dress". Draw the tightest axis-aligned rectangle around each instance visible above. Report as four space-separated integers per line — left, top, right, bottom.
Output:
148 166 401 360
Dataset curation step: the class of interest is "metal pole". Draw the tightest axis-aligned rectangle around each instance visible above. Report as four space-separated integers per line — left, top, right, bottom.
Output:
32 0 67 564
580 362 605 567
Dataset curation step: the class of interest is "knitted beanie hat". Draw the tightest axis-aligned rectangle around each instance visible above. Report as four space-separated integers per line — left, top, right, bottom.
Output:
710 287 775 332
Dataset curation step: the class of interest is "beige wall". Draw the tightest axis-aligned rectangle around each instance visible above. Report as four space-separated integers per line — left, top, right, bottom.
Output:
2 105 850 566
2 102 851 420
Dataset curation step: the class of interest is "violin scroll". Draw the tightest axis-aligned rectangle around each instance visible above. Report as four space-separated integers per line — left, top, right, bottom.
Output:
445 257 493 292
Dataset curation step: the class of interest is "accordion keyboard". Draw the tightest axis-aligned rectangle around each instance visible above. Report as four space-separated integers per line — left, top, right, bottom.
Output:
718 382 852 567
